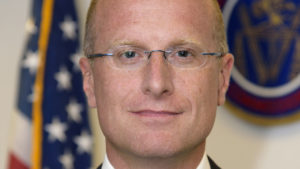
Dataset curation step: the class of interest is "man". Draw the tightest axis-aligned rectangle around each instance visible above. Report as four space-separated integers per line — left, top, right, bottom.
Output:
80 0 234 168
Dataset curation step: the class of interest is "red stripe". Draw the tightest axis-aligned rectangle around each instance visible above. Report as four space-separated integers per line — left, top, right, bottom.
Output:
227 81 300 115
7 153 29 169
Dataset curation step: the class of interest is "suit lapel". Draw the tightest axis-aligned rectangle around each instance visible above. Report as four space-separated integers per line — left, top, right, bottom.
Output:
208 156 221 169
97 164 103 169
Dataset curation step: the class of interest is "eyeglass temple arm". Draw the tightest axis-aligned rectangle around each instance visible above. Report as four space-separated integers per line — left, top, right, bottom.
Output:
87 53 113 59
201 52 224 57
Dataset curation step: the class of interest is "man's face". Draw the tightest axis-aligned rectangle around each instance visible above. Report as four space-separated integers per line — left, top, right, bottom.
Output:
81 0 233 158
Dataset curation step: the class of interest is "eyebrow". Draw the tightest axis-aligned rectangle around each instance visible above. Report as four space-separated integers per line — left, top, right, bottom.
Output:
108 39 206 51
109 40 143 48
168 39 205 51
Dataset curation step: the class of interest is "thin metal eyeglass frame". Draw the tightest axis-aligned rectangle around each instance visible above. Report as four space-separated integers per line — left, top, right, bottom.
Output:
86 50 224 59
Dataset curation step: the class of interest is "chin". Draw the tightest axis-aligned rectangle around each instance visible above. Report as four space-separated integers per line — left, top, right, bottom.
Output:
123 131 206 159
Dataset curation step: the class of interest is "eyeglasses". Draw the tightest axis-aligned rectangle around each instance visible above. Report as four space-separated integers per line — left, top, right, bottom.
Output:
87 45 223 69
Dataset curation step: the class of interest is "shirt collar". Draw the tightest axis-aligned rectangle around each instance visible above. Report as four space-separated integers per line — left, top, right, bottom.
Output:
197 152 211 169
102 155 114 169
102 152 211 169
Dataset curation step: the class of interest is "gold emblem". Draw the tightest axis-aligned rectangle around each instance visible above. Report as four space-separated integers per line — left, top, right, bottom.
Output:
233 0 300 86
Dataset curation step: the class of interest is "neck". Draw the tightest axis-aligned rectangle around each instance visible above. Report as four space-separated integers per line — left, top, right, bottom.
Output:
106 141 206 169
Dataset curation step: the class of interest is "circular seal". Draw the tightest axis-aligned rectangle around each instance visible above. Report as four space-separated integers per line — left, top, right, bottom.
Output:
222 0 300 125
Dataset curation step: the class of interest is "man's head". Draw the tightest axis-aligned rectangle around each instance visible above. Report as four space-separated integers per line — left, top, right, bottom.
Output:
80 0 233 166
83 0 228 56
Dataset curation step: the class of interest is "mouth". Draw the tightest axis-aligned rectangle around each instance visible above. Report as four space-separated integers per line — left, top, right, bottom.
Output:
129 109 184 126
131 110 182 117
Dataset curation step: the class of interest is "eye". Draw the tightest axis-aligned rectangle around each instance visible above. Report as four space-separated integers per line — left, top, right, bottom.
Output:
169 48 197 65
122 50 138 59
114 47 145 66
173 48 196 59
176 50 191 57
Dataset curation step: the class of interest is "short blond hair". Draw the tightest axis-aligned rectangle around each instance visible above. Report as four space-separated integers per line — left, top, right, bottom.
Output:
83 0 228 56
83 0 99 56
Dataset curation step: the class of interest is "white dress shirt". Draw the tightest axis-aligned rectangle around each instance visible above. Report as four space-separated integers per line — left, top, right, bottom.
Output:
102 152 211 169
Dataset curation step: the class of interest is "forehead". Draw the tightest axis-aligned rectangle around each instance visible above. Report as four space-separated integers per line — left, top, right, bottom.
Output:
93 0 217 49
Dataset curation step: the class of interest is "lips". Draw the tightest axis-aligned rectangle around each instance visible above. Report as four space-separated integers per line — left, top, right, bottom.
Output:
129 109 183 125
132 110 182 117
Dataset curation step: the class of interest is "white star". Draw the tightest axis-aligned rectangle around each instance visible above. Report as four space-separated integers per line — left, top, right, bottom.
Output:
28 84 42 103
28 86 36 102
45 118 68 142
25 18 37 35
70 51 81 72
66 99 83 123
59 150 74 169
74 130 93 154
23 50 39 74
60 16 77 40
55 66 72 90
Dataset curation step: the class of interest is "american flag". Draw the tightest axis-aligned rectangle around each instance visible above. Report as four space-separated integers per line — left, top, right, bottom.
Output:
8 0 92 169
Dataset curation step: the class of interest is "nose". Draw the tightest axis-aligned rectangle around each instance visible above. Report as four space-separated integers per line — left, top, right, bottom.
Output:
141 51 174 98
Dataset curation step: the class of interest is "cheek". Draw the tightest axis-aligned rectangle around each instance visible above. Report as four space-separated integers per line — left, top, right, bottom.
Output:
92 67 140 117
178 68 219 106
92 69 135 136
169 68 219 146
176 67 219 125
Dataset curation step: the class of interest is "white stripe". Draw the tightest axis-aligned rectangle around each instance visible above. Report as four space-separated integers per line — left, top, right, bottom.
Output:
232 67 300 98
10 110 32 166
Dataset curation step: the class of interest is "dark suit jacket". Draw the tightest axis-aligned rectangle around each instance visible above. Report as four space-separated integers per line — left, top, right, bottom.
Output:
97 156 221 169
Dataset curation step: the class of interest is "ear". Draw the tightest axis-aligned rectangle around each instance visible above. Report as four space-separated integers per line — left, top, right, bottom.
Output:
218 53 234 106
79 57 97 108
